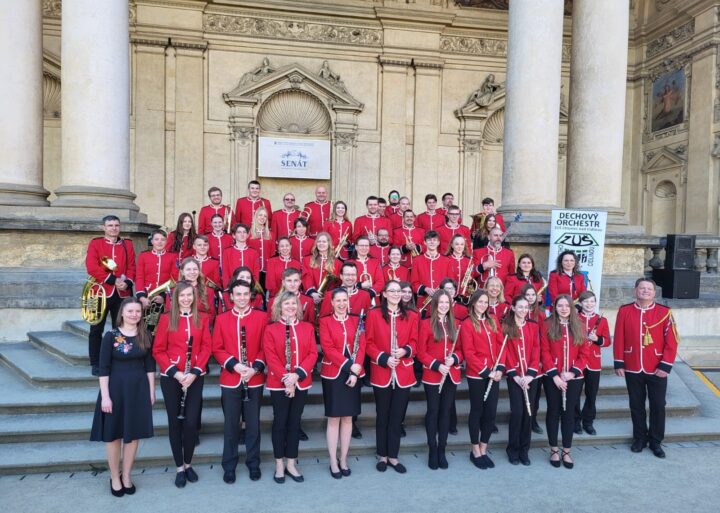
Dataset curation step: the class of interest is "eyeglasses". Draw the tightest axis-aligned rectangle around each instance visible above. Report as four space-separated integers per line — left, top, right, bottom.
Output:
386 289 402 294
284 198 295 202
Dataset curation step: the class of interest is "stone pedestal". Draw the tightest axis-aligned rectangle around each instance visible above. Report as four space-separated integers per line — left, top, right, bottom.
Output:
0 0 49 206
53 0 139 213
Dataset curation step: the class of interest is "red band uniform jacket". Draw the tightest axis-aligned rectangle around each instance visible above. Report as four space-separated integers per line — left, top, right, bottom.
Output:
613 302 679 374
135 250 177 297
319 314 367 379
460 316 507 379
86 237 137 298
263 319 318 391
417 318 463 385
472 246 516 287
153 312 212 377
364 308 419 388
547 271 586 303
212 307 268 388
504 320 541 378
579 312 611 372
540 319 590 380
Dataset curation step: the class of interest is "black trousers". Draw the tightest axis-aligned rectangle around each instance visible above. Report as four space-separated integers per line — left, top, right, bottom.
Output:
423 382 457 448
506 377 539 460
270 389 308 459
468 378 500 445
544 376 583 448
625 372 668 446
575 369 601 427
222 386 263 471
373 386 410 459
88 293 122 367
533 377 544 418
160 375 204 467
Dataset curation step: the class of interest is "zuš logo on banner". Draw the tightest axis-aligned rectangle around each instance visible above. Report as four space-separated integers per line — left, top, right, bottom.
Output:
281 150 308 169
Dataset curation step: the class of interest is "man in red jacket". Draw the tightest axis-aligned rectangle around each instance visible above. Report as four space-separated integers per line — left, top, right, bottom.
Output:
614 278 679 458
198 187 232 235
85 215 136 376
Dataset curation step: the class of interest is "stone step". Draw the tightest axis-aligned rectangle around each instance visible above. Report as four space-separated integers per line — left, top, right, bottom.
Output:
0 268 85 309
677 336 720 368
0 379 699 444
28 331 88 365
2 414 719 475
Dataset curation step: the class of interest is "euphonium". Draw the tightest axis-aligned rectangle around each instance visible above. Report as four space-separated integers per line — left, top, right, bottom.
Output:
80 276 107 326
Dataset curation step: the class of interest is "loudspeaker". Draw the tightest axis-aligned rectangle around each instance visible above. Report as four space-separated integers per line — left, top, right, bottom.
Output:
652 269 700 299
664 234 695 270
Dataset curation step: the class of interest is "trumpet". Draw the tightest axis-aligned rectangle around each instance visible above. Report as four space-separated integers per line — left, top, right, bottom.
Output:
459 259 478 297
80 257 118 325
334 230 350 259
143 278 176 330
404 233 420 257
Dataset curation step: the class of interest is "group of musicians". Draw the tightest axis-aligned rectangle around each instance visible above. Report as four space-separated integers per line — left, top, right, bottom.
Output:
86 181 679 494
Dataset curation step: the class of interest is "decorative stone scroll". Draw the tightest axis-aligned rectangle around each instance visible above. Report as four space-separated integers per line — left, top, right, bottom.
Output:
440 35 507 57
204 14 382 47
646 20 695 59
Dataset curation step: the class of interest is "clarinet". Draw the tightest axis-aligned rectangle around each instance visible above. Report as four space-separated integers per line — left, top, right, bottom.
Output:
285 321 292 372
351 310 366 363
177 335 194 420
438 325 461 394
240 326 250 402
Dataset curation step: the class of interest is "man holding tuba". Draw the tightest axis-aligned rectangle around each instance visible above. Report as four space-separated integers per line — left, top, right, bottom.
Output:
85 215 136 376
135 229 177 332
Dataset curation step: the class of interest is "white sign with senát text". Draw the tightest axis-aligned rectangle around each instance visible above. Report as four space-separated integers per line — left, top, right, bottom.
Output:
547 209 608 309
258 137 331 180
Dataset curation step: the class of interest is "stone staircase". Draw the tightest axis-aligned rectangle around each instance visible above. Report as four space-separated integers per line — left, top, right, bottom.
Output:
0 320 718 475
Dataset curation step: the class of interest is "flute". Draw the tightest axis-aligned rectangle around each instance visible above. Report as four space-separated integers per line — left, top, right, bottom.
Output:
517 341 532 417
562 332 568 411
438 325 461 394
484 334 508 402
177 335 194 420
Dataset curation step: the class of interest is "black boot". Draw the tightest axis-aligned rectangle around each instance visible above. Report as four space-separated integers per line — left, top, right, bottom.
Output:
438 446 449 469
428 445 439 470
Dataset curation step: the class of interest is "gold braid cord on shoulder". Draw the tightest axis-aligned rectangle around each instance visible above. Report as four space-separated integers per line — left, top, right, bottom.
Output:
642 309 679 347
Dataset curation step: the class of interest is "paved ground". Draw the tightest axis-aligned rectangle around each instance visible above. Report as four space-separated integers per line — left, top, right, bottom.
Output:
2 440 719 513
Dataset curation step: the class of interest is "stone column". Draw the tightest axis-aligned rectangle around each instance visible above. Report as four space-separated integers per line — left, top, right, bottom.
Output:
0 0 50 206
53 0 139 213
566 0 629 222
501 0 564 226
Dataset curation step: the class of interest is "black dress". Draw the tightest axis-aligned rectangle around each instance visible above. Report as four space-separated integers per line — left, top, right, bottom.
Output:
90 330 155 443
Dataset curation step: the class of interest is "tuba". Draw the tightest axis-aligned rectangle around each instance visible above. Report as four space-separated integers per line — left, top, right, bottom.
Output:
80 257 117 325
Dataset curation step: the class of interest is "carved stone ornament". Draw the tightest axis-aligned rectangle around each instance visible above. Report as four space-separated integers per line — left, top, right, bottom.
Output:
43 0 61 17
462 139 481 153
43 72 61 118
318 61 347 93
440 35 507 56
258 89 331 135
646 20 695 59
463 74 504 109
204 14 382 47
334 132 357 149
237 58 276 87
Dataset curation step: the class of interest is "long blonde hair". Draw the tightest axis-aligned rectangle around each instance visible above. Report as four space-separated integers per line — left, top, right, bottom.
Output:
310 232 336 273
250 206 271 240
486 276 506 304
271 291 301 322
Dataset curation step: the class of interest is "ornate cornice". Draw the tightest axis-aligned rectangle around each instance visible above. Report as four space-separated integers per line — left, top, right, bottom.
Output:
203 13 383 47
646 19 695 59
440 34 570 62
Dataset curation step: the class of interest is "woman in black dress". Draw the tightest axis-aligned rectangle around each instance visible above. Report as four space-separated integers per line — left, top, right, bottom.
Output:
90 297 156 497
319 288 366 478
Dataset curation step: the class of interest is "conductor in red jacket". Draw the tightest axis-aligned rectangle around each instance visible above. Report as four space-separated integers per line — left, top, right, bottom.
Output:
614 278 679 458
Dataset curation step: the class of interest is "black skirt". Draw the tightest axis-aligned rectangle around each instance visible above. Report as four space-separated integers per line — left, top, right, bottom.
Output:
322 374 361 418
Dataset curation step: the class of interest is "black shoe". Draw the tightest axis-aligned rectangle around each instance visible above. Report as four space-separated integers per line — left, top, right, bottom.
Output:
449 428 458 436
532 421 543 435
509 457 520 466
400 424 407 438
122 483 136 495
574 424 583 435
630 439 647 453
352 423 363 439
223 470 236 484
299 428 309 441
249 468 261 481
438 447 448 469
238 428 246 445
92 365 100 377
330 466 342 479
428 447 439 470
561 450 574 469
387 461 407 474
175 471 187 488
185 467 198 483
650 445 666 459
583 424 597 436
470 452 487 470
376 460 387 472
340 466 351 477
285 469 304 482
273 474 285 484
519 454 531 466
492 424 499 434
482 454 495 469
110 480 124 497
549 449 561 468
